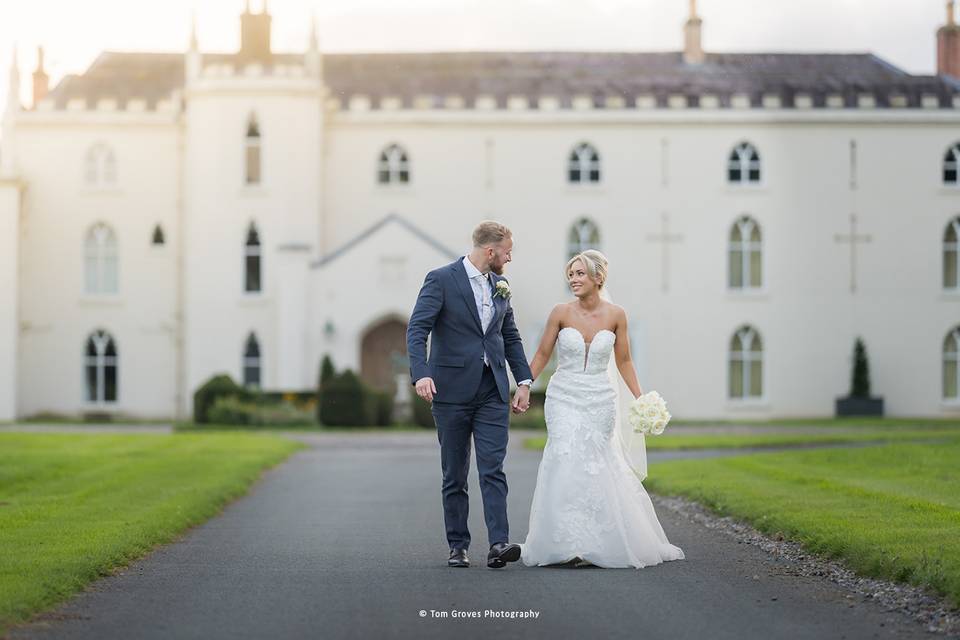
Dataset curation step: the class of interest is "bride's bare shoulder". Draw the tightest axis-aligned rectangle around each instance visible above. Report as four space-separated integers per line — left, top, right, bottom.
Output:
548 303 570 322
604 302 628 321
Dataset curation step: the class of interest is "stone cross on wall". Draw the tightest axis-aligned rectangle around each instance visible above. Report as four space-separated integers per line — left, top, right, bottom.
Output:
646 211 684 293
834 213 872 293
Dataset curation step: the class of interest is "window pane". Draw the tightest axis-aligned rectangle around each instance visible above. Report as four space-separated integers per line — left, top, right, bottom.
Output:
728 168 741 182
569 169 580 182
246 146 261 184
946 250 958 288
749 360 762 396
244 365 260 387
246 256 261 292
85 255 98 293
104 255 118 293
589 169 600 182
749 250 762 287
86 364 98 401
729 250 743 287
944 360 958 399
749 169 760 182
729 359 743 397
105 364 117 402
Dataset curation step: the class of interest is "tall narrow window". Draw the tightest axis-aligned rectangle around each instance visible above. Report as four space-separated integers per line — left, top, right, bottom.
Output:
567 217 601 259
243 332 261 388
245 115 261 185
151 224 165 246
568 143 600 183
728 216 762 289
944 328 960 400
85 329 118 403
377 144 410 184
244 222 262 293
945 218 960 289
944 143 960 185
84 223 118 294
728 142 761 184
84 143 117 186
729 325 763 399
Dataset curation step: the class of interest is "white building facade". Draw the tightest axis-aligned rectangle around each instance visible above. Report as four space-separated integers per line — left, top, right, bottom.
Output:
2 4 960 421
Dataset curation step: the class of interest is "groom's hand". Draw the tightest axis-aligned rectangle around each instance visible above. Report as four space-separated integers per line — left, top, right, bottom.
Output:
511 385 531 414
415 377 437 402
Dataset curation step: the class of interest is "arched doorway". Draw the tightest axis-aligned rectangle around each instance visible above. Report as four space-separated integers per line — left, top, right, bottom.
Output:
360 317 408 394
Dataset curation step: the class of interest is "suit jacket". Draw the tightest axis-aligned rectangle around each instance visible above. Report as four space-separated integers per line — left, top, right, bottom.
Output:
407 257 533 404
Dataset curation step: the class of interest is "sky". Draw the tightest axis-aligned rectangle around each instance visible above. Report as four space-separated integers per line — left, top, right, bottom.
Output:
0 0 950 109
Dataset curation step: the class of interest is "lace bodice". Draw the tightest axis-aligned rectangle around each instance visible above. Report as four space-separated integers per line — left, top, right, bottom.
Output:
556 327 616 375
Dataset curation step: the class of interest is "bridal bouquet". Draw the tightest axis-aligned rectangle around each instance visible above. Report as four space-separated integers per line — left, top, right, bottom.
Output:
627 391 672 435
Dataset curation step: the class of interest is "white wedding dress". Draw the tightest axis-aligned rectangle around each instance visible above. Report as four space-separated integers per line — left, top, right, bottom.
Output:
520 327 685 568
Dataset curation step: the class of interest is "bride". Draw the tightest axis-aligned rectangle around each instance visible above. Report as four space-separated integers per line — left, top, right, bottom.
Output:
516 250 685 568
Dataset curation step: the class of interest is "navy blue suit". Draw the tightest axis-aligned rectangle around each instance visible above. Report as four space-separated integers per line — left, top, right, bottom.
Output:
407 257 533 550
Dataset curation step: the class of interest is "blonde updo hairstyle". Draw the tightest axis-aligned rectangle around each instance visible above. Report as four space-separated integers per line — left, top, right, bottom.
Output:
565 249 609 289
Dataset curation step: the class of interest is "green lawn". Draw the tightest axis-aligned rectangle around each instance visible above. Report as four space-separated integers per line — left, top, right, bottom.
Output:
0 432 303 634
644 441 960 607
523 427 960 451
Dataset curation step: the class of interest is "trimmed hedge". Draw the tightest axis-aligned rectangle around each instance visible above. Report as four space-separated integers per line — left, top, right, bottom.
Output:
207 396 315 427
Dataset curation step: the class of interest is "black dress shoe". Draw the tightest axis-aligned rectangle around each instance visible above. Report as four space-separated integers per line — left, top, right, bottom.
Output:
487 542 521 569
448 548 470 568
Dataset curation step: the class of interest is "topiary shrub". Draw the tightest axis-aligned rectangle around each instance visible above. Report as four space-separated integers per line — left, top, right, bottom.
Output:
850 337 871 398
410 386 436 428
193 374 252 424
320 369 378 426
374 390 394 426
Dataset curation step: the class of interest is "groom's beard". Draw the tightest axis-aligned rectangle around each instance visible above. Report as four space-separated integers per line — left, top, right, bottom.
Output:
490 263 505 275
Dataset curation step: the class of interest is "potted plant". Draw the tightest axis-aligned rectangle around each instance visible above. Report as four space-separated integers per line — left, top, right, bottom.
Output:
835 337 884 416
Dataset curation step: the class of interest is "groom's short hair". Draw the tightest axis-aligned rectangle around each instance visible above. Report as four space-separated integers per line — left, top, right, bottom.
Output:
472 221 512 247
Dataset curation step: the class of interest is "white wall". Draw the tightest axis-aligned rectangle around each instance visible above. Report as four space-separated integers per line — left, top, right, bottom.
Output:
13 114 180 418
0 180 19 420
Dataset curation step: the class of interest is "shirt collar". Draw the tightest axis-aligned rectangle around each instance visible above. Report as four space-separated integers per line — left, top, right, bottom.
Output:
462 255 488 279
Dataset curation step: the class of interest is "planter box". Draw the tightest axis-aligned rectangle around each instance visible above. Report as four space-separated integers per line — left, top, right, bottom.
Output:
835 396 884 417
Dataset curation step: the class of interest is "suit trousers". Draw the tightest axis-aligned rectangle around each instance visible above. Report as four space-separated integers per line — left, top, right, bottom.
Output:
430 363 510 550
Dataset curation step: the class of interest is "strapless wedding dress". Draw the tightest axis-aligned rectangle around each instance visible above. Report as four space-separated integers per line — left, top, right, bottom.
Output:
520 327 685 568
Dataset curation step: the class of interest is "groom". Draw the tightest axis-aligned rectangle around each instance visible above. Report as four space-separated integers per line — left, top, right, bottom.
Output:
407 221 533 569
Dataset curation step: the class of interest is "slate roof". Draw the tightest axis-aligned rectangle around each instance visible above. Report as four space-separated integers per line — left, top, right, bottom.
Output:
44 49 958 110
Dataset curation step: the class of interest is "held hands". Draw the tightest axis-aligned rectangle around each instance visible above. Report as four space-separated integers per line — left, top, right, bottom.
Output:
415 377 437 402
511 385 531 414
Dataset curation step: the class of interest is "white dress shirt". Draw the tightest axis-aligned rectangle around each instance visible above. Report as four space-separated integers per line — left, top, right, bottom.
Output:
462 255 532 387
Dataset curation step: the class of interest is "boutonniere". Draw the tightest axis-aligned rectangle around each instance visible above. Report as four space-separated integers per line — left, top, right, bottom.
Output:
493 280 512 300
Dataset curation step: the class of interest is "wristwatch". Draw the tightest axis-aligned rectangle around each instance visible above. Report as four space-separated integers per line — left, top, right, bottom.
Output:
517 379 532 387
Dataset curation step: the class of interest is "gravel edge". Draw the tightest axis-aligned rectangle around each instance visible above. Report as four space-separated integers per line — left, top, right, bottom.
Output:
650 493 960 637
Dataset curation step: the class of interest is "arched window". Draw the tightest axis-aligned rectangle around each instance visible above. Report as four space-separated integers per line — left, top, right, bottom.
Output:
567 217 601 259
945 218 960 289
944 143 960 185
377 144 410 184
84 143 116 186
729 325 763 398
245 114 261 185
728 142 761 184
243 332 261 388
85 329 118 403
568 143 600 183
244 222 261 293
729 216 762 289
84 223 118 294
944 328 960 400
151 224 165 246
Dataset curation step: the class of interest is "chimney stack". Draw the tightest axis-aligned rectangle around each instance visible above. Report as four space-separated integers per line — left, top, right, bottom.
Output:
239 1 272 65
684 0 704 65
939 1 960 77
32 46 48 107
